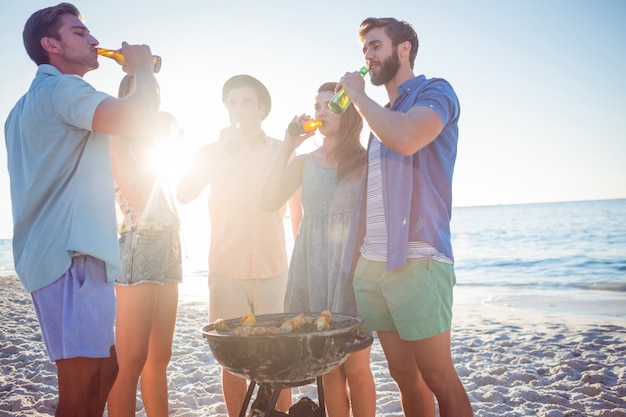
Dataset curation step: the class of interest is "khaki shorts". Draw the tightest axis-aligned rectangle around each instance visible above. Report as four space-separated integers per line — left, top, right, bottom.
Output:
353 257 455 341
208 271 288 322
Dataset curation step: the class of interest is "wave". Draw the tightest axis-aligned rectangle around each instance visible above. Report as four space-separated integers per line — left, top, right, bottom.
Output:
584 282 626 292
458 281 626 293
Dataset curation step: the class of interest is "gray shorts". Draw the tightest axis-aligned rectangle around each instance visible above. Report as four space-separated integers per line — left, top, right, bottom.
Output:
117 229 183 286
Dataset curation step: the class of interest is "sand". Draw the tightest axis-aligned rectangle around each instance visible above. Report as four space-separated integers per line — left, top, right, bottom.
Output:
1 273 625 416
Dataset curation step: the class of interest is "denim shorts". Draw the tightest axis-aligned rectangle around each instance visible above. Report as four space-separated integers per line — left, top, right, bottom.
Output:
117 229 183 286
31 256 115 362
353 257 455 341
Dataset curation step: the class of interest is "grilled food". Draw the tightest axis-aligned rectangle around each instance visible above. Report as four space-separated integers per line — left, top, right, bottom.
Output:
215 311 333 336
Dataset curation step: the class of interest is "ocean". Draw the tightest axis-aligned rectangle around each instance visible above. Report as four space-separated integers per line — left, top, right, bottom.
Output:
2 198 625 321
449 198 626 320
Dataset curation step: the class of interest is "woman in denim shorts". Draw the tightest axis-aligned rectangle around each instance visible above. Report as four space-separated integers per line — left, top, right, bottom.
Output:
107 75 183 417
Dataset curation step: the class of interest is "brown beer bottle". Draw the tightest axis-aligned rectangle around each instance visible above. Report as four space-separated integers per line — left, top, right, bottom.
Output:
96 48 162 73
287 119 323 135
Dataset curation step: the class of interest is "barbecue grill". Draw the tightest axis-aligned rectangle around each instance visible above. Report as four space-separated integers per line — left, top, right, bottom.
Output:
201 312 372 417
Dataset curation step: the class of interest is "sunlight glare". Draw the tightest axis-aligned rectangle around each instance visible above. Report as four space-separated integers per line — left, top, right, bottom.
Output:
148 112 190 186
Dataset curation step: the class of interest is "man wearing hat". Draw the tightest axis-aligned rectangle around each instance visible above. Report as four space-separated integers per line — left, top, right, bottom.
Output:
177 75 297 415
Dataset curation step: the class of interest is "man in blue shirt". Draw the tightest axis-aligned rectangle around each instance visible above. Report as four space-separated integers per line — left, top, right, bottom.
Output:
341 17 472 417
4 3 159 415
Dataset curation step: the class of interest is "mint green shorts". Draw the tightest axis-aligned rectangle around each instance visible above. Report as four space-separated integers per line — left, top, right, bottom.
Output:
353 257 456 341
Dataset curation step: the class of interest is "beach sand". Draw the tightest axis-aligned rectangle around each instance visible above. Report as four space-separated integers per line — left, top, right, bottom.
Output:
1 273 625 416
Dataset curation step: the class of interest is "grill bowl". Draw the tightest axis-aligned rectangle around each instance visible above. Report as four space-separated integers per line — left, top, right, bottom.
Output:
201 312 371 383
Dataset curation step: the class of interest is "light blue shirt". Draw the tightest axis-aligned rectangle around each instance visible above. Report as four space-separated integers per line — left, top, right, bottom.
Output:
5 65 121 292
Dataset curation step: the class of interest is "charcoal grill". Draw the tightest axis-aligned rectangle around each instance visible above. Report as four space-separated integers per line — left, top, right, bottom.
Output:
201 312 372 417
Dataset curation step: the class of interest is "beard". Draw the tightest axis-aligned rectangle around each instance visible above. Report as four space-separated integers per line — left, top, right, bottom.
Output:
370 51 401 86
60 41 99 72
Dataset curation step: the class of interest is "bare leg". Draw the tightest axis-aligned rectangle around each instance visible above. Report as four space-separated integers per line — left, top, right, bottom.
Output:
343 346 376 417
107 284 159 417
56 351 118 417
276 387 292 413
409 330 473 417
141 283 178 417
223 370 248 417
322 367 350 417
97 346 119 416
378 330 436 417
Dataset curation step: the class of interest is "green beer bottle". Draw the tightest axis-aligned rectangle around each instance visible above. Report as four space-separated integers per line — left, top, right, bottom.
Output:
328 66 369 114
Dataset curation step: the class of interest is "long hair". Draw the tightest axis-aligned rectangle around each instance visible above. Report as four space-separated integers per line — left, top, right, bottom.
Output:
318 82 366 181
118 74 135 98
117 75 173 146
23 3 81 65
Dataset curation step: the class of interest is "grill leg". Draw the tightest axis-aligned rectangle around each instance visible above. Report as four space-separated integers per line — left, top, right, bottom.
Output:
316 376 326 417
265 386 282 414
239 379 257 417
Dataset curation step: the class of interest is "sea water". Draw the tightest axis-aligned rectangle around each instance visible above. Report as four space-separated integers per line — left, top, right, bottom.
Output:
450 199 626 319
452 199 626 291
2 199 625 320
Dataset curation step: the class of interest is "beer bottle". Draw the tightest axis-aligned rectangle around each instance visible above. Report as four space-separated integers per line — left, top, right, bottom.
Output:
96 48 162 73
328 66 369 114
287 119 322 135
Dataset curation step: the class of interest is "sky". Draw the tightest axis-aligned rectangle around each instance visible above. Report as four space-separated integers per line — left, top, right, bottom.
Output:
1 0 625 238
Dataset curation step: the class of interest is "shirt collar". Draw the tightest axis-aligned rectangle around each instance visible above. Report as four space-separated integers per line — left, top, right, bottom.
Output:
37 64 62 77
391 75 426 110
396 74 426 96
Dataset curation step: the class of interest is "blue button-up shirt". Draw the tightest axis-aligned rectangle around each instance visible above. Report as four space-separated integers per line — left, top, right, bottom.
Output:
344 75 460 274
